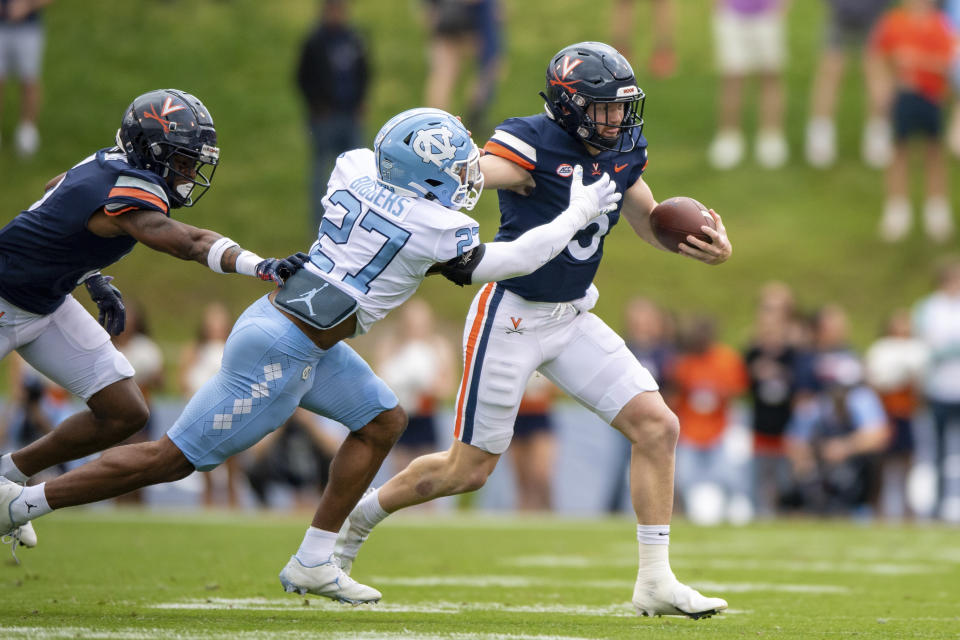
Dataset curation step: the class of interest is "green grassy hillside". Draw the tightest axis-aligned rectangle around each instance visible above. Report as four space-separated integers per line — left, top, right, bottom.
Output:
1 0 957 388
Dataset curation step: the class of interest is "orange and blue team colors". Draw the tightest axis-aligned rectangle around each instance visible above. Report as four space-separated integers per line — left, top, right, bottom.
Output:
455 282 505 444
482 112 647 302
0 148 172 315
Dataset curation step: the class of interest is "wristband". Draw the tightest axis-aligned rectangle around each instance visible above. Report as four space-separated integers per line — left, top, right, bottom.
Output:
207 237 239 273
235 250 264 277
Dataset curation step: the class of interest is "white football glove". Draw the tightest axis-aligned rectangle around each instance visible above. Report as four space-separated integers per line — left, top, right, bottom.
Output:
566 164 622 228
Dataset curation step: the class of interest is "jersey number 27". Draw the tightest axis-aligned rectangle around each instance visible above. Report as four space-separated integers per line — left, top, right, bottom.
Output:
312 190 411 294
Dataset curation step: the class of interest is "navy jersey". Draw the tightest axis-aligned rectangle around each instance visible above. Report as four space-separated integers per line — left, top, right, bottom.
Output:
485 113 648 302
0 148 172 314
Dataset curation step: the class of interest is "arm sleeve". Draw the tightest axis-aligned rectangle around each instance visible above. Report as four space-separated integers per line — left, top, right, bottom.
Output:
467 205 586 284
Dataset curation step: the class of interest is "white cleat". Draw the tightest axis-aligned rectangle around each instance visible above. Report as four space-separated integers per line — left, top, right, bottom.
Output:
0 477 24 536
15 522 37 548
279 555 381 604
0 479 35 563
633 576 728 619
333 489 375 575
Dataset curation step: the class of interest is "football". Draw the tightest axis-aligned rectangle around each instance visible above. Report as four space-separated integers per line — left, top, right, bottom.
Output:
649 196 715 253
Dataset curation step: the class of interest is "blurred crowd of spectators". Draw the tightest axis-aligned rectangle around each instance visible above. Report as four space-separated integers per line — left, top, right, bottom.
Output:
4 257 960 525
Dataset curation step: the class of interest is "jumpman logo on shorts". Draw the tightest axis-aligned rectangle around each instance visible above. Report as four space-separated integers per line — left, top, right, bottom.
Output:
288 283 329 316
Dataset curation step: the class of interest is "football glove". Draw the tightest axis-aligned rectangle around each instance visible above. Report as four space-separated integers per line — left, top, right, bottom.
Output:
84 274 126 336
255 252 311 287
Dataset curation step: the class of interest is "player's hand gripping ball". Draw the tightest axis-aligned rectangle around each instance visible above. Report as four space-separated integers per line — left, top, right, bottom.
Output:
650 197 716 253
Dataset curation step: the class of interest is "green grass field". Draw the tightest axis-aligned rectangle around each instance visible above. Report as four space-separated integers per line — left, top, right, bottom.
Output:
1 510 958 639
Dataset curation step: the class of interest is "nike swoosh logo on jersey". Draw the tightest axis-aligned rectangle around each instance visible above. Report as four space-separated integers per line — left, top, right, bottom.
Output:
614 163 628 173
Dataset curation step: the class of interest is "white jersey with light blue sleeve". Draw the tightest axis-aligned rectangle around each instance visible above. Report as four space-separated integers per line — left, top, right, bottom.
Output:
309 149 480 334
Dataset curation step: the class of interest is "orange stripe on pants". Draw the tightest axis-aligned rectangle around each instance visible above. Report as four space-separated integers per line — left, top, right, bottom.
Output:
454 283 495 440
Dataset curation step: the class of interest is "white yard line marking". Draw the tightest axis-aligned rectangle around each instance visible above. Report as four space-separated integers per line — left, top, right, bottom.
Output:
506 554 943 575
149 598 636 617
368 575 850 594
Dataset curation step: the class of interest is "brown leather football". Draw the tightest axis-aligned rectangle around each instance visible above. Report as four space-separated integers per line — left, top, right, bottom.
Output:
649 197 715 253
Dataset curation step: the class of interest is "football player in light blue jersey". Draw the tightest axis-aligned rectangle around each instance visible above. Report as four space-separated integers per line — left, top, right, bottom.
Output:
0 89 305 556
335 42 734 619
1 107 622 603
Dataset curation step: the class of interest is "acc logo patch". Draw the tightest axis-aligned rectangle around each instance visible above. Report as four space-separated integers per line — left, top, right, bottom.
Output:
556 163 574 177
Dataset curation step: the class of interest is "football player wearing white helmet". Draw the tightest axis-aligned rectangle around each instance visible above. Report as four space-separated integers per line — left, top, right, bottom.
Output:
332 42 733 620
0 107 621 604
0 89 306 557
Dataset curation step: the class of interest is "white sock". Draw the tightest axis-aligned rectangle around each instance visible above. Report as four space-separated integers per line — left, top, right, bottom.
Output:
295 527 338 567
637 524 670 545
0 453 29 483
10 483 51 526
637 525 674 582
353 487 390 532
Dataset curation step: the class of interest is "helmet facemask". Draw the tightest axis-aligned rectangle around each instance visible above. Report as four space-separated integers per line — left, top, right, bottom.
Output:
159 142 219 207
445 143 484 210
554 88 645 153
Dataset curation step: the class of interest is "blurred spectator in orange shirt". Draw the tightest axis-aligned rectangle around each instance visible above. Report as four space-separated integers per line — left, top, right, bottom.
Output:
667 315 749 524
869 0 957 243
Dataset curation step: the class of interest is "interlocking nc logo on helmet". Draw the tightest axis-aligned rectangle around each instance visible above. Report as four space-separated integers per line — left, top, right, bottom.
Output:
412 126 457 167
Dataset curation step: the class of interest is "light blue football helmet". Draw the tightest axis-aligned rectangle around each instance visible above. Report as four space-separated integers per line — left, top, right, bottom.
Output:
373 108 484 211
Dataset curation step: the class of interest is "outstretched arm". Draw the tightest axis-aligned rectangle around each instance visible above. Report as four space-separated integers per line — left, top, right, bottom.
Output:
105 209 307 285
436 165 621 285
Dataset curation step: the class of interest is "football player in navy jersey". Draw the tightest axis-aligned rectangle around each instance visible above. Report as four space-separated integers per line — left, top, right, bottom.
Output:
0 89 306 551
335 42 734 619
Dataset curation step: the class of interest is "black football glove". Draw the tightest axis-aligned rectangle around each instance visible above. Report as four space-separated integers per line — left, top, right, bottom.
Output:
84 273 126 336
255 252 311 287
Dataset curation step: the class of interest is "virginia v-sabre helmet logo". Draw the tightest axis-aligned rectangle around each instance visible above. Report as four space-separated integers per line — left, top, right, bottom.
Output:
541 42 645 153
116 89 220 208
374 108 484 211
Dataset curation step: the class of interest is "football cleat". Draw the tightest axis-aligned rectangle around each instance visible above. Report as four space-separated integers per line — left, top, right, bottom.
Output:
15 522 37 548
0 479 34 564
279 555 381 604
0 477 23 535
633 575 728 620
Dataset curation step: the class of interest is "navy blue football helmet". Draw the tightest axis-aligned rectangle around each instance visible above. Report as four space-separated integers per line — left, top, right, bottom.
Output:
541 42 645 153
116 89 220 208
